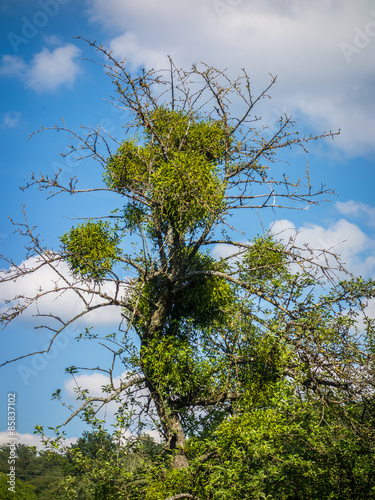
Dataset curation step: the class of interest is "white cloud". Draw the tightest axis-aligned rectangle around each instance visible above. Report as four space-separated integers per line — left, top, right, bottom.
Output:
43 34 62 46
0 431 77 451
64 370 146 402
65 371 116 398
3 112 21 128
109 32 168 71
211 243 241 261
364 298 375 320
28 45 81 92
0 55 27 77
86 0 375 156
64 370 149 428
0 44 81 92
336 200 375 227
271 218 375 277
0 256 126 327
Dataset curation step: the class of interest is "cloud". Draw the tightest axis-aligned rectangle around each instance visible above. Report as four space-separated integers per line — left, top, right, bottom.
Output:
212 214 375 277
336 200 375 227
0 55 27 77
27 45 81 91
43 34 62 46
85 0 375 156
109 32 168 71
0 256 126 328
0 44 81 92
271 218 375 277
0 431 77 451
364 298 375 320
211 243 241 261
64 370 141 400
3 112 21 128
64 370 150 430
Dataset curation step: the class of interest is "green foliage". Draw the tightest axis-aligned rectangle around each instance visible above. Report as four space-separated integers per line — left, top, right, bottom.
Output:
60 220 120 282
240 234 289 282
141 334 218 400
122 203 147 231
69 430 117 460
147 107 228 162
134 250 234 337
152 149 224 232
54 230 375 498
135 388 375 500
0 473 37 499
172 271 232 331
64 452 126 500
104 108 226 234
62 430 163 500
143 465 195 500
202 389 375 499
0 445 67 500
104 139 150 192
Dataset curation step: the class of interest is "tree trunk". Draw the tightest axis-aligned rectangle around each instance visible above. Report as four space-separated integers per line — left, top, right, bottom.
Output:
142 294 189 469
167 411 189 469
144 379 189 469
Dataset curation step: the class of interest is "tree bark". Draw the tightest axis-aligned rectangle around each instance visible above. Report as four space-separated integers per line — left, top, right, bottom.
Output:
142 292 189 469
167 411 189 469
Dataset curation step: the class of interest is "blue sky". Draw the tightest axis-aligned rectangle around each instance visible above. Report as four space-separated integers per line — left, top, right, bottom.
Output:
1 0 375 447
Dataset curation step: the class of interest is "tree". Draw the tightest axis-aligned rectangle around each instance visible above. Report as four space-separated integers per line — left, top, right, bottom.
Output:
0 445 66 499
62 430 161 499
68 430 117 461
1 38 375 498
0 473 37 500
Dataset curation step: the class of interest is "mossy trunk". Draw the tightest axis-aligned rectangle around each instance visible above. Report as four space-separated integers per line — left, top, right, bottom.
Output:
142 293 189 469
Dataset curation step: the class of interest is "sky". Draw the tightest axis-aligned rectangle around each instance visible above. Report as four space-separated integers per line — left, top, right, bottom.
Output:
0 0 375 449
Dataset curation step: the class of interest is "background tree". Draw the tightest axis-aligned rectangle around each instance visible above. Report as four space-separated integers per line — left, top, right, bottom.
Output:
0 473 37 500
0 444 67 499
1 38 375 498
